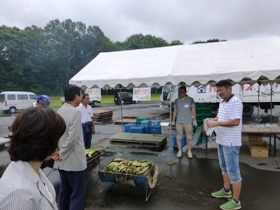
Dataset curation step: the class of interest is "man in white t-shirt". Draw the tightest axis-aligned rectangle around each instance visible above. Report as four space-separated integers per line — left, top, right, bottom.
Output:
76 94 95 149
206 80 243 210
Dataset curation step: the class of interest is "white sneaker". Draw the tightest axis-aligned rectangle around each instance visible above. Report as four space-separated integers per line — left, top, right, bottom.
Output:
188 151 193 159
177 151 182 158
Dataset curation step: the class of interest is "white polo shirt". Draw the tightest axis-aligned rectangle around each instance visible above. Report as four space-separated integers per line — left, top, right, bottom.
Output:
76 103 94 124
216 95 243 146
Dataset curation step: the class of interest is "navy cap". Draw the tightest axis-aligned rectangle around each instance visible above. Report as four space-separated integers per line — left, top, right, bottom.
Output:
37 95 50 105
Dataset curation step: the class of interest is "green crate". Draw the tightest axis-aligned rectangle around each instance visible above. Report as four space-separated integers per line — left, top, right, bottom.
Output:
195 103 212 109
195 120 203 126
136 117 149 123
196 114 213 120
196 108 212 115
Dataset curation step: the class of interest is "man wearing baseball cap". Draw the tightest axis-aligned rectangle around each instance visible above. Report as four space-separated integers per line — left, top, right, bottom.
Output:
33 95 51 108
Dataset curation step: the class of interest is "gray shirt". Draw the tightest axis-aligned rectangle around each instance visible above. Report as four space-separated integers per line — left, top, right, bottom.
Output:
174 96 195 123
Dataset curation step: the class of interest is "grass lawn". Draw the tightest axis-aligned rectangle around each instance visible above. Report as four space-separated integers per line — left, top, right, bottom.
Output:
49 96 64 109
49 94 161 108
100 94 161 104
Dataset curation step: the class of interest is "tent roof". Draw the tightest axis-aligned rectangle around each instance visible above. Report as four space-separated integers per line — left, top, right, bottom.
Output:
70 37 280 89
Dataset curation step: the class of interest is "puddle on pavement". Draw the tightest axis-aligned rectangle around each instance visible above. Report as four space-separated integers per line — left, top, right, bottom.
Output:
101 151 136 157
257 163 267 166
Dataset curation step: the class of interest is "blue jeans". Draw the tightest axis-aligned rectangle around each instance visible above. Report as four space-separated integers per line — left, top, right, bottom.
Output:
217 144 242 183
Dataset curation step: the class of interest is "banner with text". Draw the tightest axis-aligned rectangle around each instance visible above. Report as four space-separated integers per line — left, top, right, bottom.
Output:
133 88 151 101
85 88 102 101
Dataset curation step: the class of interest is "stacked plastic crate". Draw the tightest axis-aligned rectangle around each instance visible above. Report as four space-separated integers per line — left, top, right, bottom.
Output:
124 123 138 132
136 117 149 123
150 120 161 134
129 126 144 133
141 120 151 134
123 118 162 135
195 103 213 145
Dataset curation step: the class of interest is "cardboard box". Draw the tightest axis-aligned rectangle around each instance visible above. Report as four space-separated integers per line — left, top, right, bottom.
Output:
249 134 263 142
248 141 269 158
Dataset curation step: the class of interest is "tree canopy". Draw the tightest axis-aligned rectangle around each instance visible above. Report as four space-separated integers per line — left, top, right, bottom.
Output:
0 19 204 94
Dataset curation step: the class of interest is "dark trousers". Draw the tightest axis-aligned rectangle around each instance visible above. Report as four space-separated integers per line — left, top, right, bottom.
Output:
58 169 86 210
82 122 93 149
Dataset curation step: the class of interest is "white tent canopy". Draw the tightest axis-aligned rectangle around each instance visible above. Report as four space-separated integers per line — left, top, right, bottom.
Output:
69 37 280 89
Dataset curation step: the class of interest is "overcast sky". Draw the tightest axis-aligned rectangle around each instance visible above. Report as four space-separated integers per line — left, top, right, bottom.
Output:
1 0 280 44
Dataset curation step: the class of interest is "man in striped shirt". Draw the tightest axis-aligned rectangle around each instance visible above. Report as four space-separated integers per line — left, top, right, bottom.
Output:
206 80 243 210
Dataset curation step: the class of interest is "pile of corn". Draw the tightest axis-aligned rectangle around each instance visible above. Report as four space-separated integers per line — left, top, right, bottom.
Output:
105 158 155 175
85 147 97 157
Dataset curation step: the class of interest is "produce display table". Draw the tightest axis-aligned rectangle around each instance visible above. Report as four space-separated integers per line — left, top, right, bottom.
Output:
204 124 280 158
42 150 102 180
98 158 159 201
242 124 280 157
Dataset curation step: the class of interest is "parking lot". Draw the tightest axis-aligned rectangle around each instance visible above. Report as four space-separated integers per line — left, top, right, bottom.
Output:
1 103 280 209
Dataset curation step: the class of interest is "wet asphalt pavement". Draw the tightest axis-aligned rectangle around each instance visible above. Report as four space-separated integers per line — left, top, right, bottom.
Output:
1 103 280 209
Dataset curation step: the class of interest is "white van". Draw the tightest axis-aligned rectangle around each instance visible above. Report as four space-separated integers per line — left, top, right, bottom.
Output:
0 91 37 113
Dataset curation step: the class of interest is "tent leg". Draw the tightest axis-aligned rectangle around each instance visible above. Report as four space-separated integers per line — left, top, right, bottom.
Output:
169 100 172 161
165 86 176 166
120 88 124 130
257 83 260 123
270 85 272 124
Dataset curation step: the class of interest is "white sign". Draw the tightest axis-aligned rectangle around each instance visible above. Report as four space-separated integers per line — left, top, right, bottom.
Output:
133 88 151 101
85 88 102 101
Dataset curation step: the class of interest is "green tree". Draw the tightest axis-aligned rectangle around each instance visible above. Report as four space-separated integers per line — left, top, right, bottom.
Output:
170 40 184 45
122 34 169 50
0 26 38 91
0 19 184 94
192 38 226 44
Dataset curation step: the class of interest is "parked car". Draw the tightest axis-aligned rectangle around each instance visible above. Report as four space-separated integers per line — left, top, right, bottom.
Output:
114 92 139 105
0 91 37 113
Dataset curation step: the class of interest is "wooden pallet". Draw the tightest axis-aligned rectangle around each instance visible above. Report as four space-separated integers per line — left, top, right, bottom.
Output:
109 132 167 148
123 114 156 119
93 110 113 123
114 114 156 125
114 119 137 125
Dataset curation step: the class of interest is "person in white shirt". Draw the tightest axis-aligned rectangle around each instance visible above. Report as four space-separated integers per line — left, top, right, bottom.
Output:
76 94 95 149
206 79 243 210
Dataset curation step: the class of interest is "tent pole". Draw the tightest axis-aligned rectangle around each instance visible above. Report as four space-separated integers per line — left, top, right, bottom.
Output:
257 83 260 123
120 88 124 131
165 85 176 166
169 97 172 162
270 84 272 124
